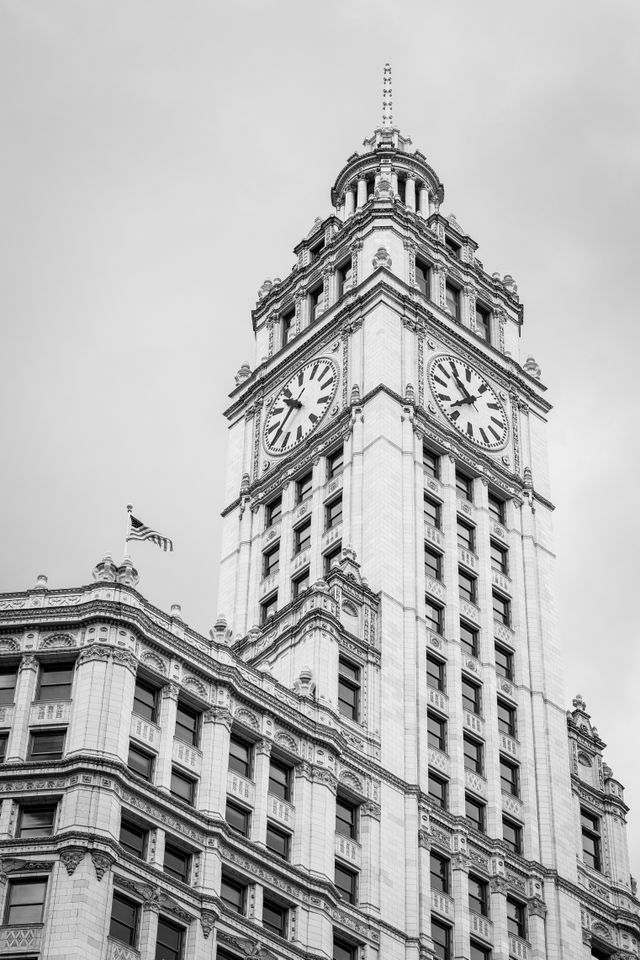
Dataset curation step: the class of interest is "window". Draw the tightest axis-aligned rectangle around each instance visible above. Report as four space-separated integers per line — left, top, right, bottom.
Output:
18 805 56 838
498 699 517 737
427 655 445 692
475 303 491 343
507 898 526 939
431 918 451 960
262 896 288 937
445 282 460 321
296 472 313 503
462 677 482 716
36 662 74 701
428 712 446 752
0 732 7 762
0 666 17 704
335 861 358 903
581 809 602 870
416 257 431 297
127 743 154 781
281 308 295 347
263 544 280 578
327 446 344 479
457 519 475 551
5 878 47 925
133 677 158 723
333 936 358 960
338 659 360 722
500 757 520 797
229 735 253 778
155 916 184 960
470 943 491 960
491 541 508 575
458 569 477 604
502 816 523 855
120 818 148 859
260 592 278 624
294 520 311 554
463 735 483 774
468 876 489 916
460 621 479 657
488 492 505 524
430 851 449 894
175 702 200 747
292 570 310 598
164 841 191 883
309 282 324 322
337 260 353 298
29 730 65 762
425 547 443 581
424 495 441 529
226 799 250 836
492 591 511 627
428 773 448 810
266 497 282 528
423 446 440 479
425 599 444 636
336 796 358 839
220 873 246 914
456 470 473 501
109 891 139 946
310 237 325 261
326 496 343 529
324 543 342 575
466 794 486 832
170 768 196 806
269 757 292 801
495 643 514 681
445 235 461 258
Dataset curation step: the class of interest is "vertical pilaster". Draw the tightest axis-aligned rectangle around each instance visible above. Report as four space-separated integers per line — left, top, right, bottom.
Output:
489 874 509 960
252 739 272 845
360 799 381 913
6 654 38 761
200 707 233 816
451 850 470 960
139 901 160 960
357 178 367 208
345 186 355 217
156 683 179 792
406 175 416 211
419 186 429 217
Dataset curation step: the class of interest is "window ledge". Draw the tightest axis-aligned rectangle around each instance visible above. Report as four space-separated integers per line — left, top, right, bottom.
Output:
0 924 44 954
107 938 140 960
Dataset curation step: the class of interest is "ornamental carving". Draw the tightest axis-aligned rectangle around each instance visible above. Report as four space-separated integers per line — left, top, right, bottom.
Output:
0 638 19 652
60 847 87 875
90 851 113 881
111 649 138 674
40 633 75 649
234 707 260 730
20 654 38 671
76 645 111 666
140 651 167 676
200 908 219 939
528 897 548 918
1 857 55 874
182 676 209 701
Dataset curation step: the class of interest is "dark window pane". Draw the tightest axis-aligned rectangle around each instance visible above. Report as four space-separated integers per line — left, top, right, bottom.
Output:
263 544 280 577
428 712 446 751
425 547 442 581
338 659 360 721
430 852 449 893
175 703 199 747
465 795 486 832
457 520 475 551
423 448 440 479
459 569 477 604
262 898 287 937
326 497 343 529
120 819 147 858
424 496 441 528
155 916 184 960
463 736 483 774
446 283 460 322
462 678 481 715
428 773 448 809
292 570 310 597
491 541 508 575
226 800 250 836
109 892 139 946
500 758 519 797
133 678 158 723
164 843 190 883
468 876 488 916
324 544 342 575
0 667 17 704
0 732 7 762
427 655 444 692
261 593 278 624
229 737 252 778
18 805 56 838
266 496 282 527
269 759 291 801
456 471 472 501
493 592 510 626
294 520 311 553
282 310 295 346
170 769 195 805
334 939 357 960
495 643 514 680
416 258 431 297
335 862 358 903
432 919 451 960
127 744 154 781
498 700 517 737
37 663 74 701
336 797 357 839
460 621 478 657
29 731 65 762
475 304 491 343
507 898 526 939
502 817 522 854
488 494 505 523
425 600 444 635
266 822 290 860
328 447 344 478
297 472 313 502
220 876 245 913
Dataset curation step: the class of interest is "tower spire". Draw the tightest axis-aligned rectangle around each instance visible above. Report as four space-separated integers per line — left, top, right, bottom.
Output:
382 62 393 129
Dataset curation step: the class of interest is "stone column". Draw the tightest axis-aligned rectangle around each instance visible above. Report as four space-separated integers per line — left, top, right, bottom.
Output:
405 175 416 211
418 186 429 217
391 170 399 195
359 799 381 913
200 706 233 816
6 654 38 761
292 761 314 869
308 767 337 882
156 683 179 793
194 905 220 960
0 798 14 839
489 872 509 960
357 178 367 208
417 830 432 948
527 898 547 960
344 187 355 217
451 849 470 959
252 739 272 845
139 900 160 960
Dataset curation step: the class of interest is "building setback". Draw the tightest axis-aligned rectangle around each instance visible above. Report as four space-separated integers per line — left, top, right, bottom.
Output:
1 83 639 960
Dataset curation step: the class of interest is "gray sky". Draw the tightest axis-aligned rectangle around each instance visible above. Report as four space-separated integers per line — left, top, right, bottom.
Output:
2 0 640 867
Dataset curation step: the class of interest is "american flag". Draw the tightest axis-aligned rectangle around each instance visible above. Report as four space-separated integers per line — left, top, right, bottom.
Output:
126 514 174 552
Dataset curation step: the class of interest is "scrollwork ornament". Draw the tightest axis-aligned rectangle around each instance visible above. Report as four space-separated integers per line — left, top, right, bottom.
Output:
528 897 548 918
490 876 509 895
200 908 219 939
19 654 38 672
90 850 114 881
60 847 87 875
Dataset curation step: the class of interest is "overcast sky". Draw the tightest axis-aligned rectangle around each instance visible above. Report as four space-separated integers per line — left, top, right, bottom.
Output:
1 0 639 867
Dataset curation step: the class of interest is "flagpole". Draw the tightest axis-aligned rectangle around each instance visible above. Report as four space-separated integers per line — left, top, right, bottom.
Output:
123 504 133 562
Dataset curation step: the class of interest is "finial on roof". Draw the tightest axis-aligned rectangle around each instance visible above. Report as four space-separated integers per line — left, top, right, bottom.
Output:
382 63 393 128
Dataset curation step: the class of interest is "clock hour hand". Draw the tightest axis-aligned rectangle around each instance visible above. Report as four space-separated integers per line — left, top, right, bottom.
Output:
452 373 473 401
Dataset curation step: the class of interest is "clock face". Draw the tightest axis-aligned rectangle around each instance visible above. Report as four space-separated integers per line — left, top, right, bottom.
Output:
264 358 338 455
428 355 509 450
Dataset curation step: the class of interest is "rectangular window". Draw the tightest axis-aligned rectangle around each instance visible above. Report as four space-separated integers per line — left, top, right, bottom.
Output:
229 736 253 778
488 492 505 523
430 851 449 894
296 472 313 503
262 896 287 937
495 643 514 681
492 591 511 627
266 496 282 528
427 655 445 692
462 677 482 716
466 794 486 832
119 818 148 859
260 592 278 624
581 809 602 870
281 308 295 347
425 599 444 636
425 546 443 581
446 282 460 321
327 446 344 479
0 732 7 762
336 796 358 840
163 842 191 884
456 470 473 502
428 773 448 810
457 519 476 551
155 916 184 960
460 621 479 657
324 543 342 576
29 730 65 762
310 238 325 261
18 805 56 839
292 570 310 598
431 918 451 960
335 861 358 904
170 768 196 806
463 735 483 774
338 659 360 722
491 541 509 575
428 712 446 752
458 568 477 604
36 662 74 701
109 891 139 946
500 757 520 797
133 677 158 723
294 520 311 554
220 874 246 914
423 447 440 479
127 743 154 781
0 666 18 704
175 702 200 747
263 544 280 578
337 260 353 298
333 936 358 960
445 235 461 258
326 496 343 529
424 495 441 529
475 303 491 343
507 898 526 939
226 800 250 837
470 943 491 960
502 816 523 855
309 282 324 322
468 876 489 917
269 758 292 801
498 699 517 737
416 257 431 298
